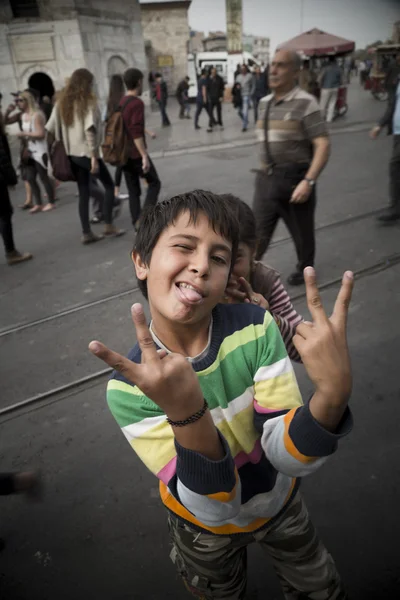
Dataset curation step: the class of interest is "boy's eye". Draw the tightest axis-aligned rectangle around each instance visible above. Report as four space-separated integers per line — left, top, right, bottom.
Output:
175 244 192 251
212 255 227 265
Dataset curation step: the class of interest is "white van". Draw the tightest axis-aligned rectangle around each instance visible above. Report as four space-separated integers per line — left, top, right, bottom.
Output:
191 51 259 87
187 53 199 100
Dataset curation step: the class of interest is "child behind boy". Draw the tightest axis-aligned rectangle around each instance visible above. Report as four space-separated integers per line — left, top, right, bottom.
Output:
89 190 354 599
221 194 303 361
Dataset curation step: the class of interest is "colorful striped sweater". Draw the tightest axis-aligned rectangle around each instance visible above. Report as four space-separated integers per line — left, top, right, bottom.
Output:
107 303 352 536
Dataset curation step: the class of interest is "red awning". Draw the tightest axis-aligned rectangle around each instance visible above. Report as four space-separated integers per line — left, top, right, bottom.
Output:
278 28 355 57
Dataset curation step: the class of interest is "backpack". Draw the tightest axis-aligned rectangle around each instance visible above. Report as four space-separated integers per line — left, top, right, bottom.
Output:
101 97 135 167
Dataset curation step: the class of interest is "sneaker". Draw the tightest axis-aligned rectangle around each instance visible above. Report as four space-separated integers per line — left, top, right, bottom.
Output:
207 127 213 132
7 250 33 266
287 271 305 286
242 127 247 132
90 215 103 224
195 125 201 130
103 224 126 238
81 232 104 245
116 193 129 200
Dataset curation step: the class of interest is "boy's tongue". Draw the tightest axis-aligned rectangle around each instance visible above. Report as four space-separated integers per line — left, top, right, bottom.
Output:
179 285 202 302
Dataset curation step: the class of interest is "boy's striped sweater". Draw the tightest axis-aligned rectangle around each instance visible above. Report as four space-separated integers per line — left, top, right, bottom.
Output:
107 303 352 535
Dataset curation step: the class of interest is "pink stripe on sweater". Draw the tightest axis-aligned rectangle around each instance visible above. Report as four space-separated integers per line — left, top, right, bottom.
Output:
254 400 284 414
234 439 263 469
157 456 177 485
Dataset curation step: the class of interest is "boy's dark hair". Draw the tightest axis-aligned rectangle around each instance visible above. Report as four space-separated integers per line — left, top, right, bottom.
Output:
219 194 257 252
133 190 240 299
124 68 143 91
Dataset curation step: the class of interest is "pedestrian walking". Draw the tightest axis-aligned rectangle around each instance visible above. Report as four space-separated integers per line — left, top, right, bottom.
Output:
194 69 209 130
120 68 161 230
176 76 191 119
207 67 225 131
0 102 32 265
90 189 354 600
319 56 342 123
154 73 170 127
370 74 400 223
252 65 268 123
46 68 125 244
5 90 55 213
104 75 131 208
232 81 243 121
235 64 254 131
253 49 330 286
298 60 318 97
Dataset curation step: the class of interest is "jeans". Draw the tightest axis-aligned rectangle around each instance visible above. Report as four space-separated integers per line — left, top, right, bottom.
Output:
253 96 263 123
158 101 171 126
70 156 114 234
24 158 55 206
114 166 123 188
194 100 210 127
320 88 339 123
208 99 223 127
253 168 316 271
389 135 400 215
241 95 250 129
178 99 190 118
122 156 161 226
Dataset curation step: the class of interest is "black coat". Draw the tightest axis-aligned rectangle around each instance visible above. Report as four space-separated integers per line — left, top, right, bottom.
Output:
0 130 17 217
207 74 225 102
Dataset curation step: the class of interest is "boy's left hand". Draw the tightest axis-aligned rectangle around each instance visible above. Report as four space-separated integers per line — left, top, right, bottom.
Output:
293 267 354 405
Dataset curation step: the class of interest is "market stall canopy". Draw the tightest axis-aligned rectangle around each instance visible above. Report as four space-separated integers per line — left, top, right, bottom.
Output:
278 28 355 57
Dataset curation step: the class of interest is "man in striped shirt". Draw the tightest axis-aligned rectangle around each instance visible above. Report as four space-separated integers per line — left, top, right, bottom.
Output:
89 191 354 599
254 50 330 286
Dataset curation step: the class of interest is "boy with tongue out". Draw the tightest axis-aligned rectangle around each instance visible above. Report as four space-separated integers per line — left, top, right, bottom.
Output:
89 190 354 599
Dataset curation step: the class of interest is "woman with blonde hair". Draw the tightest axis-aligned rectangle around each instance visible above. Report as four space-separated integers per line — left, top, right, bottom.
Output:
5 89 55 213
47 68 124 244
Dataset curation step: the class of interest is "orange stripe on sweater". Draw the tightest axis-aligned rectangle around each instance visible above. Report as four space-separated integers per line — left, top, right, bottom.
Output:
283 409 317 464
206 471 239 503
159 478 296 535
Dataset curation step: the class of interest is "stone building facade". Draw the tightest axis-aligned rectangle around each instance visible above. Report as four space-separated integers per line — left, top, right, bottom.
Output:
140 0 191 94
0 0 148 108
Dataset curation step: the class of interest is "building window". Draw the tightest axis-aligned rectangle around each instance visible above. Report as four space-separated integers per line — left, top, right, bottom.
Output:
10 0 40 18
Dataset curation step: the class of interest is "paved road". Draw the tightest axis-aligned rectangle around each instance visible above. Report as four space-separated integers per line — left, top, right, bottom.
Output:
1 122 399 598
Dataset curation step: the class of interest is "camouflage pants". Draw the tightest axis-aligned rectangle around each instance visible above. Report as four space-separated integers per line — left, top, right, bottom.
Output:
168 494 347 600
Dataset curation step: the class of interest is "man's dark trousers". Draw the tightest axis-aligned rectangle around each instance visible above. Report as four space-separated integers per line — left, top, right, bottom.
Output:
122 157 161 226
253 169 316 271
389 135 400 215
208 99 223 127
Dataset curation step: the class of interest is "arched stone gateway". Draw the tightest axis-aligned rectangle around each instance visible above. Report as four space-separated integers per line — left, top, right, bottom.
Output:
107 55 128 78
28 72 55 100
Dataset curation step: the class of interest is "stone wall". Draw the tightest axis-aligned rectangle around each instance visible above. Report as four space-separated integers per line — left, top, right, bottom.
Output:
141 1 190 94
0 0 148 110
0 18 85 102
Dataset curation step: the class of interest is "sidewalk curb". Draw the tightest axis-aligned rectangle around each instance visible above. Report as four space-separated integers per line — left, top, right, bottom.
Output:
151 121 375 160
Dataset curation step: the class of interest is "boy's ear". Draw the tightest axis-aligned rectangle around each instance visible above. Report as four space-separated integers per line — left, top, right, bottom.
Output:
131 250 148 281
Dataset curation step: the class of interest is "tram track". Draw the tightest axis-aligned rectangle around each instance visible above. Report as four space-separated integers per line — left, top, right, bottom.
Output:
0 206 385 339
1 249 400 421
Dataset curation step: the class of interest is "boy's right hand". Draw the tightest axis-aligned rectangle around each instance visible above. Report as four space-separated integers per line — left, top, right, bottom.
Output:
89 304 204 420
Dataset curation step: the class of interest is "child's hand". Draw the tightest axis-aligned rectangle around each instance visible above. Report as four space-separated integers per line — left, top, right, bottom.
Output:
293 267 353 406
238 277 269 310
89 304 204 419
224 275 247 303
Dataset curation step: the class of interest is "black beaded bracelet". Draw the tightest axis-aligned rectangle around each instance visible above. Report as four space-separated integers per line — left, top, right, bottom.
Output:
166 399 209 428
